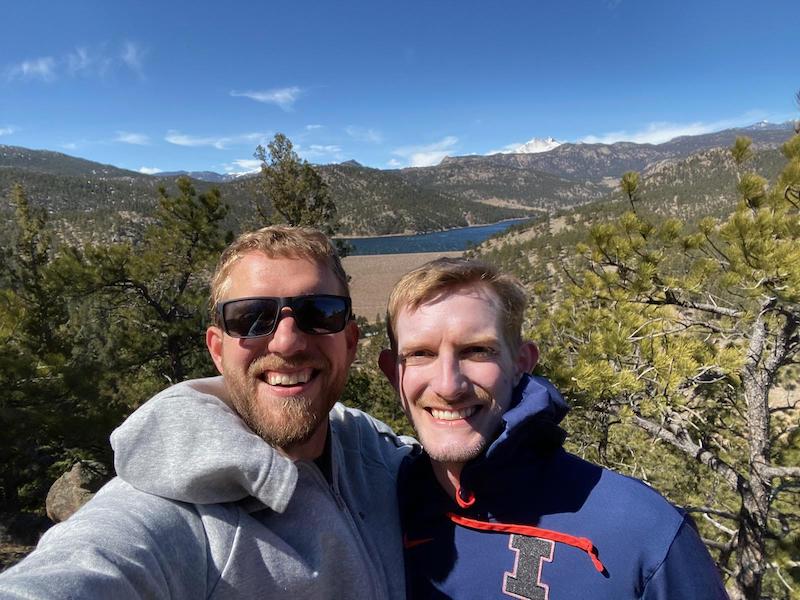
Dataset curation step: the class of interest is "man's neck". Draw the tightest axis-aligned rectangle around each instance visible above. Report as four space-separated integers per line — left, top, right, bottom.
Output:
430 460 465 501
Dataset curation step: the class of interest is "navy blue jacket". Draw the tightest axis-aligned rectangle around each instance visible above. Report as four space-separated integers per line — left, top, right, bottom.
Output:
399 375 729 599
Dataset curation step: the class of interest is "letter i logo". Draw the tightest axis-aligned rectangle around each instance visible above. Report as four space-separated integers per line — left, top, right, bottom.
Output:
502 534 554 600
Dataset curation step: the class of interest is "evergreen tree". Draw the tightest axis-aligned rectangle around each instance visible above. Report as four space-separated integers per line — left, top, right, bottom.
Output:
253 133 338 235
0 185 118 512
532 134 800 599
61 177 229 406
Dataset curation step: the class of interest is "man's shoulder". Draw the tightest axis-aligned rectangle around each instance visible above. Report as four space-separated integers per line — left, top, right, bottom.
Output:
547 451 687 553
70 477 206 534
330 403 417 465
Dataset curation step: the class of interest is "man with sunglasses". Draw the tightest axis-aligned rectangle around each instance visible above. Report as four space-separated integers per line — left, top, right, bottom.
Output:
0 226 413 599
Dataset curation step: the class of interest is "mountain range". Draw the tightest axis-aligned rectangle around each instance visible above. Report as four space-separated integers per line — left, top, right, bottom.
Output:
0 122 795 237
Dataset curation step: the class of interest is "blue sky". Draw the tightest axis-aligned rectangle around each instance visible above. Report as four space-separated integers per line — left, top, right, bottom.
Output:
1 0 798 174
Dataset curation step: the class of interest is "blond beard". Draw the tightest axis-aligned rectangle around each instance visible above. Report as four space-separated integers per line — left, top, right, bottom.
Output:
224 354 330 451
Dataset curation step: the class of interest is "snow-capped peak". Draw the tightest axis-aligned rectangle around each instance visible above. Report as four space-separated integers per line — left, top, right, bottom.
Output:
516 136 563 153
491 136 563 155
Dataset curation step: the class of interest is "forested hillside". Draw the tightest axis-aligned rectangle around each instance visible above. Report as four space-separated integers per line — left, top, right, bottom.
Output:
1 122 792 239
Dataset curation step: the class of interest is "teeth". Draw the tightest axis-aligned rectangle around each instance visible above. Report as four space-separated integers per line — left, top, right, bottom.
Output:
265 369 313 386
430 406 477 421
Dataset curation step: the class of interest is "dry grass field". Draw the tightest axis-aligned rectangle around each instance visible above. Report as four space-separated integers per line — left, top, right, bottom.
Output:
342 251 462 322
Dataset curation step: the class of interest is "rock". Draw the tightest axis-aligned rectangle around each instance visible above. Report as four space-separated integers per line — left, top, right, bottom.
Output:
45 461 109 523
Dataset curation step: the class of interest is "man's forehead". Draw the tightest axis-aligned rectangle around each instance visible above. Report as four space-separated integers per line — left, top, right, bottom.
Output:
395 285 503 341
220 252 338 297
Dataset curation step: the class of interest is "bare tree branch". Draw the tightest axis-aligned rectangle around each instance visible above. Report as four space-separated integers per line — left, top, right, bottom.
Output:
631 412 743 492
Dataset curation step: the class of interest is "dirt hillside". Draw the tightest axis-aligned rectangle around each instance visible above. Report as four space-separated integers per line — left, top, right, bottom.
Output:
342 251 462 322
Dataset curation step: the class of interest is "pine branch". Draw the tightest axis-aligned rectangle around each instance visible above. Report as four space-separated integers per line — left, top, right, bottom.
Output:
762 466 800 480
630 411 743 492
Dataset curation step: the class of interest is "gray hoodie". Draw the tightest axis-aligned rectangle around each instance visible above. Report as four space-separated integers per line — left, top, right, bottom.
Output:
0 377 414 599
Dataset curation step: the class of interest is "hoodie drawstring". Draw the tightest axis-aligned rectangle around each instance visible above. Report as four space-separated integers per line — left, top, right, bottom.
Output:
447 512 606 574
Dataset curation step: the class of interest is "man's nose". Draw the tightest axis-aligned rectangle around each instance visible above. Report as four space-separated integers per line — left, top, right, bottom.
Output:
431 354 468 400
267 308 308 355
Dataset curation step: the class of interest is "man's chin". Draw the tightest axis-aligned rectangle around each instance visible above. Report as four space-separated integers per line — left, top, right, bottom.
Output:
419 433 488 466
244 396 319 446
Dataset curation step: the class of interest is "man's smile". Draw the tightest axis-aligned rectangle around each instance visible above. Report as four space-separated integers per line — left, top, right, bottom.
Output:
427 405 479 421
262 368 316 387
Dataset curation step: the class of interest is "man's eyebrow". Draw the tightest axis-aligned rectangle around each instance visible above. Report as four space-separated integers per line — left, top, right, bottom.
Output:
459 336 502 348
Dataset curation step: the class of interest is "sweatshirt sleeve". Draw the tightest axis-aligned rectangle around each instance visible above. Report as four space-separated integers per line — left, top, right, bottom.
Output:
642 517 730 600
0 480 208 600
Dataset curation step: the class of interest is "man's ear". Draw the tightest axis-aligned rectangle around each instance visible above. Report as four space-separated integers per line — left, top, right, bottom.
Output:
378 349 398 390
206 326 225 374
513 341 539 386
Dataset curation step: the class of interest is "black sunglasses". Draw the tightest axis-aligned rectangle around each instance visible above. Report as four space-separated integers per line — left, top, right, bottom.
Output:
216 294 352 339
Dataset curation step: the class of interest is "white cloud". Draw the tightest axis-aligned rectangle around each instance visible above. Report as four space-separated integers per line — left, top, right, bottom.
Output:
7 42 145 83
121 41 145 76
138 167 162 175
62 142 79 150
230 87 302 111
579 114 767 145
386 158 403 168
165 130 268 150
65 46 113 77
0 126 16 136
345 126 383 143
306 124 324 131
297 144 344 162
115 131 150 145
488 142 526 155
66 47 91 74
308 144 341 153
7 57 57 81
392 136 458 167
222 158 262 175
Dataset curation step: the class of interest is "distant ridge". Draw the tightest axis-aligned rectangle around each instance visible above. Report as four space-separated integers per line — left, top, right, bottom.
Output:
0 144 145 179
0 122 795 237
155 170 240 183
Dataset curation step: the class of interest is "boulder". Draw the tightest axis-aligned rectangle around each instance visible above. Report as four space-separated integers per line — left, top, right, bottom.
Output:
45 461 109 523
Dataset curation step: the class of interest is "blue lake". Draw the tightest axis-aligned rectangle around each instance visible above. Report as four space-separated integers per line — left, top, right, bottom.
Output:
342 218 533 255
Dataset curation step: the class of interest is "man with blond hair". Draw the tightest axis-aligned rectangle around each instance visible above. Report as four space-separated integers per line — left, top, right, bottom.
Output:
0 226 413 599
379 257 728 599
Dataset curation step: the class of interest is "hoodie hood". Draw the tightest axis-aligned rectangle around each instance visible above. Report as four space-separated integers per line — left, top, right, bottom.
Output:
483 374 569 459
111 376 298 513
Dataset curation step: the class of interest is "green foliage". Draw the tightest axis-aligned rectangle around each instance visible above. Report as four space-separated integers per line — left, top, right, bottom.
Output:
0 185 122 511
62 177 229 403
731 136 753 167
522 136 800 597
620 171 640 211
341 320 413 436
254 134 337 235
0 178 229 513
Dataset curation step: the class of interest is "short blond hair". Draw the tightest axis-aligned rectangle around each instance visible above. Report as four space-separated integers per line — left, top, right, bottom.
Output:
210 225 349 321
386 257 527 352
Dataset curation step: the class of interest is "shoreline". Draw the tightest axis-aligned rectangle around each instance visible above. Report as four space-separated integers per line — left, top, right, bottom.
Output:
335 216 534 241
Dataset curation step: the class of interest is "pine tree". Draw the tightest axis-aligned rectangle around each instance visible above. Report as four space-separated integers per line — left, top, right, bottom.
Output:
253 133 339 236
533 134 800 599
62 177 229 404
0 185 117 512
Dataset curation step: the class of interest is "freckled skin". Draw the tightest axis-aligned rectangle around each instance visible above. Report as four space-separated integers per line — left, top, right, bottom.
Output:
206 253 358 461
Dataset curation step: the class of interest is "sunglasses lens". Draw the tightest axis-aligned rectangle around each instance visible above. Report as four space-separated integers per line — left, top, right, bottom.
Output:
222 298 280 338
293 295 350 334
